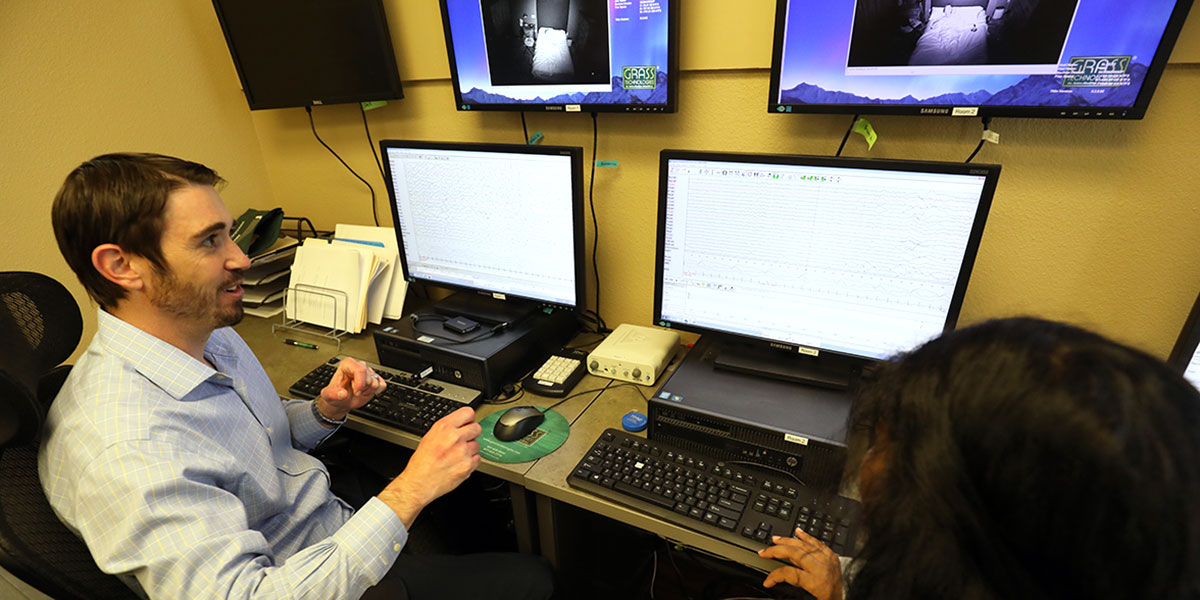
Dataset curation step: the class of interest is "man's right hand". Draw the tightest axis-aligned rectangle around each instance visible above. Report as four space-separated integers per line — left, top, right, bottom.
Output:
377 406 482 528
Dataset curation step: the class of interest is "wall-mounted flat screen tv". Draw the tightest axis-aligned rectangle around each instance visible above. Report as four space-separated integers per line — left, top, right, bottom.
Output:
212 0 404 111
440 0 678 113
768 0 1194 119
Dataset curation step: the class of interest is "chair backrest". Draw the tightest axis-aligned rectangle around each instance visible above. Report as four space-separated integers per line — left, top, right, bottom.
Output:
0 271 139 600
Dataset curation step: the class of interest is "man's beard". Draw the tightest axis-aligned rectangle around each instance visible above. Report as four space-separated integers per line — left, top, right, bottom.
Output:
148 268 243 329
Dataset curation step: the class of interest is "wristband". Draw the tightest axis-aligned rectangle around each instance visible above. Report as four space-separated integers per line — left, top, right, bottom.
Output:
311 400 346 428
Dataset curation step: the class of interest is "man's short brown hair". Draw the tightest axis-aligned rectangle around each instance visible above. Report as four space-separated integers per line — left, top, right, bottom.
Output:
51 153 225 309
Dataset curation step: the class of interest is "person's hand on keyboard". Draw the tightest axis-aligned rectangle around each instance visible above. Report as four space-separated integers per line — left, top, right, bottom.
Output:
758 527 844 600
317 357 387 421
377 406 482 528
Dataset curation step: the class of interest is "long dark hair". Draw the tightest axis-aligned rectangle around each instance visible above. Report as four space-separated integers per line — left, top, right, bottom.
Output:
846 317 1200 600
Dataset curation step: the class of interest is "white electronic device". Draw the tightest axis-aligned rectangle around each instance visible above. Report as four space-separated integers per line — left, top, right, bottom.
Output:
587 324 680 386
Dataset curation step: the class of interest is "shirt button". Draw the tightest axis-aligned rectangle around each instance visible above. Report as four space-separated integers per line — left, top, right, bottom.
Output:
393 543 401 552
281 465 289 470
267 427 273 434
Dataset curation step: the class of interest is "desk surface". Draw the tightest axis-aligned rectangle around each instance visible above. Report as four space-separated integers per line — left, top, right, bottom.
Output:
235 315 798 573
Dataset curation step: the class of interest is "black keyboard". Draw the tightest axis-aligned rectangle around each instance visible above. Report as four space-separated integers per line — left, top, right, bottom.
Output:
568 428 862 556
289 355 483 436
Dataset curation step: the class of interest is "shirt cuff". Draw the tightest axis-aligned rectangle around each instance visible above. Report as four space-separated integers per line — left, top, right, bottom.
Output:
285 399 338 448
330 496 409 585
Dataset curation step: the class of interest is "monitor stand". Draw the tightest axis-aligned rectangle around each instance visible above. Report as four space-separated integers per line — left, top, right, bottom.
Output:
432 291 540 326
711 337 860 391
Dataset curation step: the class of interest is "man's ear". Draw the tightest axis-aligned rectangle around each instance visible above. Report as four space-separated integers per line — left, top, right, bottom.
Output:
91 243 146 292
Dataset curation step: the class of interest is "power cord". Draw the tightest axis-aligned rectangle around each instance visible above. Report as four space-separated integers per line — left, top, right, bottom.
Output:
587 111 610 334
520 111 529 144
306 105 380 226
965 115 995 163
408 313 508 344
360 104 387 182
835 113 860 157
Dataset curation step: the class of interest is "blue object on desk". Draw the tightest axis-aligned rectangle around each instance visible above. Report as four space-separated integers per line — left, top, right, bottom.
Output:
621 410 648 432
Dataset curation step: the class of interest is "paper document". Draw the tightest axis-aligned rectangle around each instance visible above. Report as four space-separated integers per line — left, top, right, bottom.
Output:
333 224 409 319
286 239 380 333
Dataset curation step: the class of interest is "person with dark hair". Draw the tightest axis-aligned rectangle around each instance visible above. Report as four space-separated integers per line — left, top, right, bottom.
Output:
40 153 555 600
759 317 1200 600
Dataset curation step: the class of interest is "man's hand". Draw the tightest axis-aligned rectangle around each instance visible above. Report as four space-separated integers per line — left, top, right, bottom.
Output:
377 406 481 528
758 527 844 600
317 358 386 421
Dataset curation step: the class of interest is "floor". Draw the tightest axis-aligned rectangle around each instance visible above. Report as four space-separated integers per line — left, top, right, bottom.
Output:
0 565 51 600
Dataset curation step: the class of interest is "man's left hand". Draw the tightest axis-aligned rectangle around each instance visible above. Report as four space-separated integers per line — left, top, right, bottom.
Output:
317 358 386 421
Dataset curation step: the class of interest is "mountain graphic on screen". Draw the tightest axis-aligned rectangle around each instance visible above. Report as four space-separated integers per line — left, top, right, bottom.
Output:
462 71 670 105
779 63 1147 107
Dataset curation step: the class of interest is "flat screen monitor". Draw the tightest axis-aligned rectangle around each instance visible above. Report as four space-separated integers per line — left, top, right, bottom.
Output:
381 140 585 323
767 0 1194 119
654 150 999 386
212 0 404 111
1168 290 1200 388
439 0 678 113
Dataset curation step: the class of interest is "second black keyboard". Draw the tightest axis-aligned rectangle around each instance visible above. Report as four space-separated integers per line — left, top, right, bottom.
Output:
568 428 862 556
289 355 483 436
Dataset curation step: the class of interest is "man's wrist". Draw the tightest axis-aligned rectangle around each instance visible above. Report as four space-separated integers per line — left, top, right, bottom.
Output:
311 400 346 429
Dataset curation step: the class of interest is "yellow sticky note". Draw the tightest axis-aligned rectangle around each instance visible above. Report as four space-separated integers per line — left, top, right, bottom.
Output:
852 118 877 150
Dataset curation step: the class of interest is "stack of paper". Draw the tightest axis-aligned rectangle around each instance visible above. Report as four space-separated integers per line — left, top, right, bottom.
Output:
284 226 408 333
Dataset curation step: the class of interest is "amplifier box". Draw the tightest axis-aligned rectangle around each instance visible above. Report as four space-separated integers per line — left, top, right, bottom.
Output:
374 309 579 398
586 324 680 385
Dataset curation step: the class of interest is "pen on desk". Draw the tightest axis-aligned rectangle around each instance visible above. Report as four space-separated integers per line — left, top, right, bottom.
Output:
285 339 318 350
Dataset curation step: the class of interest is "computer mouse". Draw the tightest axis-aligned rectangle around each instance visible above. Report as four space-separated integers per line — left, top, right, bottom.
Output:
493 406 546 442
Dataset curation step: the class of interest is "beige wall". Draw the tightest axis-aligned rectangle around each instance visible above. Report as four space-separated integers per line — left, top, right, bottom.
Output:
0 2 277 355
3 1 1199 361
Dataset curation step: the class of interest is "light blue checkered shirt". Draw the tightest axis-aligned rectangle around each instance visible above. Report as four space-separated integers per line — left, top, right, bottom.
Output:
39 309 407 599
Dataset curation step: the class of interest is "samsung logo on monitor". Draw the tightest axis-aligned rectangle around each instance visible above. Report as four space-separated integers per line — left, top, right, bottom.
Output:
919 108 951 115
769 342 795 352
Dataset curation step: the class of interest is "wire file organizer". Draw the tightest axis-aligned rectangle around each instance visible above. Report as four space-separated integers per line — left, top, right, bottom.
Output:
273 283 351 351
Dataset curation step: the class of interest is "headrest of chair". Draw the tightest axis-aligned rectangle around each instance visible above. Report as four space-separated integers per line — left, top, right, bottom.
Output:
0 272 83 371
0 272 83 447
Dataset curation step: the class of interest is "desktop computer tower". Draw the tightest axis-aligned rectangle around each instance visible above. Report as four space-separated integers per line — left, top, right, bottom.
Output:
374 309 580 399
647 335 855 489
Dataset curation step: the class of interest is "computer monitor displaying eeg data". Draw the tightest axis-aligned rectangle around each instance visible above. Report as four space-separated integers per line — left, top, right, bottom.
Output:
768 0 1194 119
654 150 998 364
380 140 585 312
439 0 678 112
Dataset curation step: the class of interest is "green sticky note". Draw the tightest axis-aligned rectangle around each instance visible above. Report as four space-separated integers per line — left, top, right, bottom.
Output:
596 160 619 168
360 100 388 111
852 118 877 150
527 131 544 145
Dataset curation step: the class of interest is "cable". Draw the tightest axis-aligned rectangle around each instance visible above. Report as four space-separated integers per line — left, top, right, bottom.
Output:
306 106 379 226
649 549 658 600
965 115 994 163
360 105 386 182
587 111 609 334
663 540 697 600
521 111 529 144
725 459 807 488
408 313 507 345
835 113 860 157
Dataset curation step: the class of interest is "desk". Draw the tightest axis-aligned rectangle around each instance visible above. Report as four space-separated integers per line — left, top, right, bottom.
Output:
235 315 795 576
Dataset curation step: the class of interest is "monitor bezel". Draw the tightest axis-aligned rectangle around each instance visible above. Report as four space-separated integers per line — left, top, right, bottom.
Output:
653 149 1000 364
438 0 680 114
212 0 405 111
380 139 587 314
765 0 1195 120
1168 290 1200 373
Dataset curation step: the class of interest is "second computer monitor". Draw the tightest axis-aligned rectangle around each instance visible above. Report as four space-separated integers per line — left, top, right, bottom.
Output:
380 140 585 322
654 150 999 377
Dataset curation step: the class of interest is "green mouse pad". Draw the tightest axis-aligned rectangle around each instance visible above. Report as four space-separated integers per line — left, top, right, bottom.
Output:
477 407 569 463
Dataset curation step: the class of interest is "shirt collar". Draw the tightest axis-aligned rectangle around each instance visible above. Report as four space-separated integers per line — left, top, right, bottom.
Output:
95 309 238 400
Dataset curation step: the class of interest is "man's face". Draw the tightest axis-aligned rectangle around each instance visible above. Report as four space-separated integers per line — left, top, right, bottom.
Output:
143 184 250 331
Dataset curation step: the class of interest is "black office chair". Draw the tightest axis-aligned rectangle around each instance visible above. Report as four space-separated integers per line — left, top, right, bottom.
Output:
0 271 139 600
